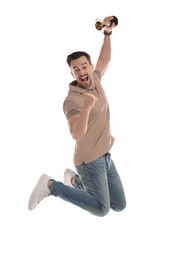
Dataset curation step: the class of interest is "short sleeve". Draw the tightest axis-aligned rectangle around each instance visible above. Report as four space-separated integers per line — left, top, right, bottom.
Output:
63 99 82 120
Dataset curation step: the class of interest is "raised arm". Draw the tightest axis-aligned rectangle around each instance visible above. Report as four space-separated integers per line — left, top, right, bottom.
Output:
95 15 116 77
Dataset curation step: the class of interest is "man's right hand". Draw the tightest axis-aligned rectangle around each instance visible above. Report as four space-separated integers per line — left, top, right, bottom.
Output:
83 93 97 111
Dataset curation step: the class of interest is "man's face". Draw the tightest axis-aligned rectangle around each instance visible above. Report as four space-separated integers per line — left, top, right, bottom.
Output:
70 56 94 89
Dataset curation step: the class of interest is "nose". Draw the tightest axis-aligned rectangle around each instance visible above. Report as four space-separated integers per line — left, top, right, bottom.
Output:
79 67 85 75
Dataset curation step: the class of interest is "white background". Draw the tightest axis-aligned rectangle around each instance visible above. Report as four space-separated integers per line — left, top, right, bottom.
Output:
0 0 170 259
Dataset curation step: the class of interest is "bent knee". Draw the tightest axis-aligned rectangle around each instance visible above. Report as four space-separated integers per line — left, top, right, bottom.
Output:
111 200 127 212
97 205 110 217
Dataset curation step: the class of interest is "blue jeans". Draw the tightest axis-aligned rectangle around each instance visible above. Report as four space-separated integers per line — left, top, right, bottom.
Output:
50 153 126 217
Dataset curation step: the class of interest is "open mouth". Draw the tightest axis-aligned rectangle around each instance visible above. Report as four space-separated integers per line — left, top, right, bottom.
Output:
81 75 88 83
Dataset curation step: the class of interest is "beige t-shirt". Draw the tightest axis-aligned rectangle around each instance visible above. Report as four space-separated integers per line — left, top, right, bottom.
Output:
63 70 114 166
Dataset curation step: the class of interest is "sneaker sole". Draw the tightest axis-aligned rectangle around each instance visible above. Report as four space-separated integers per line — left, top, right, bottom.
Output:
28 174 48 211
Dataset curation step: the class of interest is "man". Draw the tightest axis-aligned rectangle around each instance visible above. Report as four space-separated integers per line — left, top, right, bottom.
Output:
28 15 126 217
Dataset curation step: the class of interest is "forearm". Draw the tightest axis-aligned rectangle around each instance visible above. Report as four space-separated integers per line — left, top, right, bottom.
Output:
95 35 111 75
70 107 91 142
99 35 111 64
69 93 97 141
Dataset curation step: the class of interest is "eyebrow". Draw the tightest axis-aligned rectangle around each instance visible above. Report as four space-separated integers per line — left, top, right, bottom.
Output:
73 62 88 70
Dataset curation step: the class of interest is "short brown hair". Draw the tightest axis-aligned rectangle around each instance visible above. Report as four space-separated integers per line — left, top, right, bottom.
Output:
66 51 92 67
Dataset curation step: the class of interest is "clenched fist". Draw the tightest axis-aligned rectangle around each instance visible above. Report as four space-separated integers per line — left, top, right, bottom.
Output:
83 93 97 111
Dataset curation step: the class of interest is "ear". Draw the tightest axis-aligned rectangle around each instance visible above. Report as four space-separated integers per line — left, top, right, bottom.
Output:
91 64 94 71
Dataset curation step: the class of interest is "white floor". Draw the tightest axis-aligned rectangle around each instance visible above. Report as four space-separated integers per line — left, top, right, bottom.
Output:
0 1 170 259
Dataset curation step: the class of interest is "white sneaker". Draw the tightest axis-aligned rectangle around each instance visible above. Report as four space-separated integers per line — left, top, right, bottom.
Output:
64 168 76 187
28 174 52 211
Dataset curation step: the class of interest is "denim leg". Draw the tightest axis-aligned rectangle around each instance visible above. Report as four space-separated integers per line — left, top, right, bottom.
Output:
74 175 85 191
50 182 105 216
50 154 126 216
50 156 111 217
106 153 126 211
76 158 110 214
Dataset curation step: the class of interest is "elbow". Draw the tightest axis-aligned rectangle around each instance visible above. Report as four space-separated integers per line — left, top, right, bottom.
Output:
71 132 79 142
70 129 85 142
71 132 83 142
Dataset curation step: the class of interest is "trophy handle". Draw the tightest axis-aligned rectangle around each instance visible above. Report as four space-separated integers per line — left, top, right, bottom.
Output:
95 19 104 30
